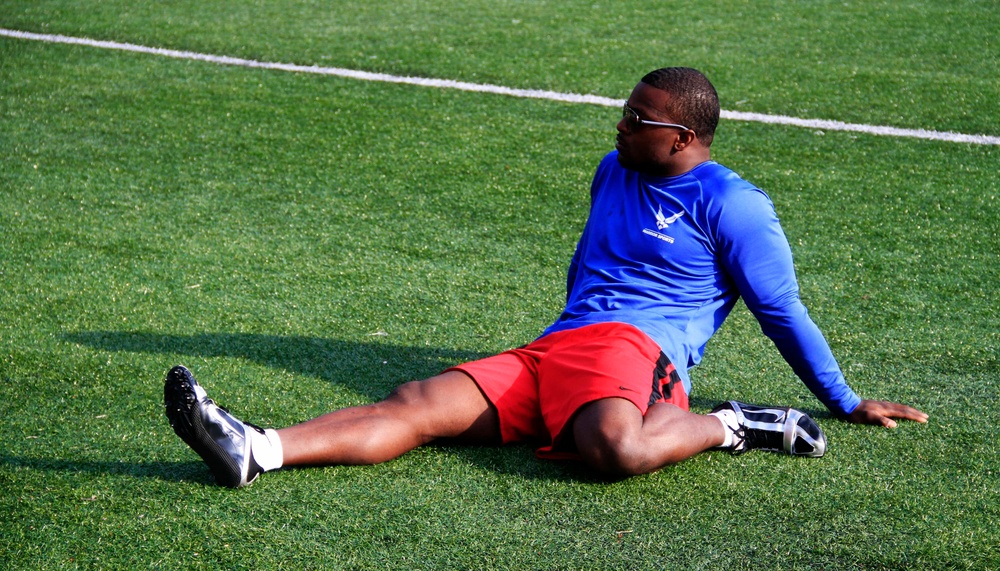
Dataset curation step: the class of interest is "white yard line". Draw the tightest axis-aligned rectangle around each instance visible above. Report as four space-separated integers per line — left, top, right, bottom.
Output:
3 27 998 146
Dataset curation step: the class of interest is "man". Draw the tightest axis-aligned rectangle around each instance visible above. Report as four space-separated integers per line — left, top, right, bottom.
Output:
165 67 927 488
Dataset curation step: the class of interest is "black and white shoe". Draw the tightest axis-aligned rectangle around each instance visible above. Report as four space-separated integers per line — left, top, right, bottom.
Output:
164 365 265 488
711 400 827 458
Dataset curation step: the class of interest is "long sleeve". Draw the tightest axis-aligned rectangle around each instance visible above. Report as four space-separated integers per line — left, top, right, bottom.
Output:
715 189 861 416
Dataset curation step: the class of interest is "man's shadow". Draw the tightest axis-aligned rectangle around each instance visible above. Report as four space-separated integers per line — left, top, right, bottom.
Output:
61 330 597 483
0 456 218 486
65 330 490 401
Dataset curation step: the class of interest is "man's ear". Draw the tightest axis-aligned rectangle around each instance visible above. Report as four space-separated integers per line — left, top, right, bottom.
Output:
673 130 697 152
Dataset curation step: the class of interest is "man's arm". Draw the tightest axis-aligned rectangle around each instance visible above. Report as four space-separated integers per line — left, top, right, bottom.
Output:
717 189 926 425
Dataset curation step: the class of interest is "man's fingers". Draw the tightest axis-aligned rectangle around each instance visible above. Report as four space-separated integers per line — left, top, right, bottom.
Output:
882 402 929 423
849 400 928 427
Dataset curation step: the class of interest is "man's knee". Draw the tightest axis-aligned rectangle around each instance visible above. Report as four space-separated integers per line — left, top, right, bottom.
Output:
385 380 426 406
576 426 649 476
382 373 499 444
573 402 650 476
385 373 473 409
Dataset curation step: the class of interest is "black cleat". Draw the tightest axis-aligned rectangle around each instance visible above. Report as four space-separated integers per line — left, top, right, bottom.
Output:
711 400 827 457
164 365 265 487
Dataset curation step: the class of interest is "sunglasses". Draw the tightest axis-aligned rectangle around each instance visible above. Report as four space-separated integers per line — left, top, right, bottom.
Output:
621 103 691 132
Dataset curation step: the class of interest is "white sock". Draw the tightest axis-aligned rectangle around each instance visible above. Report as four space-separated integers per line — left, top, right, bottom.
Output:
709 409 739 448
250 428 284 471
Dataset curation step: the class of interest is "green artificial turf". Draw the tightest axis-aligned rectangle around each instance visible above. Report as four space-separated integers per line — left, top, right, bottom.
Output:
1 1 998 569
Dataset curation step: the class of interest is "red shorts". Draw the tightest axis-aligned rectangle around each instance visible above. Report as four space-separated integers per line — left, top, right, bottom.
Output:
448 322 688 459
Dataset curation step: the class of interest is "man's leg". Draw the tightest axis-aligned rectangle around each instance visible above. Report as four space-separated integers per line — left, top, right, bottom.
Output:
572 398 725 476
165 366 499 487
279 370 500 466
572 397 829 477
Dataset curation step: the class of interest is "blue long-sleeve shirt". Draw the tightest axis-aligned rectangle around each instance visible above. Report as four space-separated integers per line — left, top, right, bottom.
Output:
542 152 861 416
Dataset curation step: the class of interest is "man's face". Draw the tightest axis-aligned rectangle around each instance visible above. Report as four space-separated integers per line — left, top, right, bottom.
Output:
615 82 688 176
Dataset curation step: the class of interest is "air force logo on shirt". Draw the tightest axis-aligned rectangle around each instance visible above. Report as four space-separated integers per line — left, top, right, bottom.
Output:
643 206 684 243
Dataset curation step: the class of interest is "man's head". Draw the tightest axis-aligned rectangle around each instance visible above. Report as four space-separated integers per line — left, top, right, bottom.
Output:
640 67 720 147
615 67 719 177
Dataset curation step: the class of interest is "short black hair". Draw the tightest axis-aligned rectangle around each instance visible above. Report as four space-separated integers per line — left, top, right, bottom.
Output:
640 67 720 146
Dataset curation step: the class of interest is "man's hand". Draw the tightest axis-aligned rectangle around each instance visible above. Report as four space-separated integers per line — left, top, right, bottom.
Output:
846 399 929 428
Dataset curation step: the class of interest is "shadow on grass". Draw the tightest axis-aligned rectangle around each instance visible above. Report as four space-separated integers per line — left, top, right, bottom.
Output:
0 455 216 485
64 330 490 402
